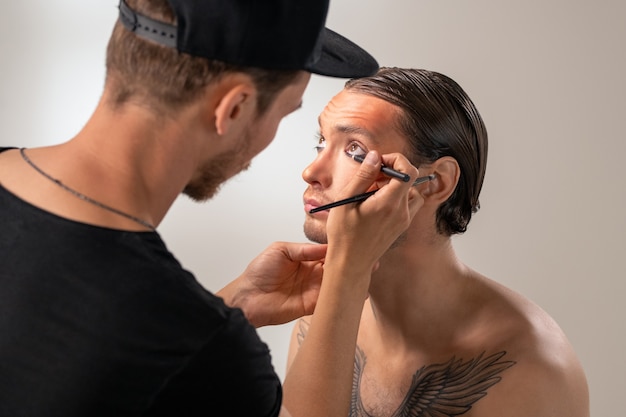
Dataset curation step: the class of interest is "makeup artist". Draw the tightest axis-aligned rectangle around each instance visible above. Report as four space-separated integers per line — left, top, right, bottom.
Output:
289 67 590 417
0 2 423 416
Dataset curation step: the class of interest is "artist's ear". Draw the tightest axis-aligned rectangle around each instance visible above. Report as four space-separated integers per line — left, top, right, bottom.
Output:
213 80 257 136
421 156 460 204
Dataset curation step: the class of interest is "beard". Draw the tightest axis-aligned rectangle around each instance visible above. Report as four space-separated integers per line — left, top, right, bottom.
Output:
183 134 251 202
303 217 328 244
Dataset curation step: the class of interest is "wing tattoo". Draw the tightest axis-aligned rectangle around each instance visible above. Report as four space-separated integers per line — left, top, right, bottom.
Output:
351 345 368 417
298 319 515 417
394 351 515 417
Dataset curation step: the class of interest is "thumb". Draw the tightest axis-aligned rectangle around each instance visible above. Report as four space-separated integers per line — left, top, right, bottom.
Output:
342 151 381 197
281 242 328 262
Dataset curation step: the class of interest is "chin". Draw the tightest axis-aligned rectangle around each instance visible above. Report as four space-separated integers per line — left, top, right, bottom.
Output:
182 183 220 202
303 221 328 244
183 151 252 202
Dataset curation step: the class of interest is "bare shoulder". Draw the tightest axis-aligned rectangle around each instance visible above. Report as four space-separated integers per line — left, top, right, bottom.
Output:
471 275 590 417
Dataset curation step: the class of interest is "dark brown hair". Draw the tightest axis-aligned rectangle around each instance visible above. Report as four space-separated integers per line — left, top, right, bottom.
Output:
105 0 300 115
345 68 488 235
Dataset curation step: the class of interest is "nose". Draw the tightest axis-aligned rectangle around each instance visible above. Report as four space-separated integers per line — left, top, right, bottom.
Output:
302 152 332 188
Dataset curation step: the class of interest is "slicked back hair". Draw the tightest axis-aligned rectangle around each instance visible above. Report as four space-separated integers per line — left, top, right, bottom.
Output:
345 68 488 235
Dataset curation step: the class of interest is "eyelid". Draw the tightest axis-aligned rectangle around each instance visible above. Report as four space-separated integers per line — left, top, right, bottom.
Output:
312 133 368 158
345 140 368 157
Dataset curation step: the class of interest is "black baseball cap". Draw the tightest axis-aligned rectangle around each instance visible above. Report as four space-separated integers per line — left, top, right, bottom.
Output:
118 0 379 78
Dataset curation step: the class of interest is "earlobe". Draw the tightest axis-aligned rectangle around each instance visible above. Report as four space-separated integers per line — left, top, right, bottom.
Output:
214 82 256 136
422 157 460 204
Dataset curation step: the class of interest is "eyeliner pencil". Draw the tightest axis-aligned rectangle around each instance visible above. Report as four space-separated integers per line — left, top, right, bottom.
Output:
352 154 410 182
309 174 435 213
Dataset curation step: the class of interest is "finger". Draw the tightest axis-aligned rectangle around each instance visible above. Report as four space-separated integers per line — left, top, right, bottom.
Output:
278 242 328 262
339 150 382 198
407 186 425 219
369 153 418 202
380 153 419 185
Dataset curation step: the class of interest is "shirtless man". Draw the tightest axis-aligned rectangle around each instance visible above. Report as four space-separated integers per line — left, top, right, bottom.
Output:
288 67 589 417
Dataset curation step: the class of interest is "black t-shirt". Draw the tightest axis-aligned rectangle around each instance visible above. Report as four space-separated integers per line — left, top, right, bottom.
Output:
0 148 281 416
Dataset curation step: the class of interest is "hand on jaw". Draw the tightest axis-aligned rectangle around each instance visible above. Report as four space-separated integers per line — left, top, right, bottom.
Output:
282 150 421 417
324 150 422 280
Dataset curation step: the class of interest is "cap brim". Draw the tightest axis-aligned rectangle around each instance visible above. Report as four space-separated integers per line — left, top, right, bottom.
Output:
305 28 379 78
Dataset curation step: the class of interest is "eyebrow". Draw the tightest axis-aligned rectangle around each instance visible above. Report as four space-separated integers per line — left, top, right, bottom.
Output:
318 118 379 145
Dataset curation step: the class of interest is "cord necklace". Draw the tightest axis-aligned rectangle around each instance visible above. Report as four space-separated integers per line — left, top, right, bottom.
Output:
19 148 156 231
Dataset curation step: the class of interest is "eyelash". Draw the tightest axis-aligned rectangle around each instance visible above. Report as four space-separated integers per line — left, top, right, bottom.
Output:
345 142 367 157
313 133 325 153
313 133 368 157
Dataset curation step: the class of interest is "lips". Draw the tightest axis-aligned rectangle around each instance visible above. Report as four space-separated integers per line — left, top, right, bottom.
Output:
303 196 329 214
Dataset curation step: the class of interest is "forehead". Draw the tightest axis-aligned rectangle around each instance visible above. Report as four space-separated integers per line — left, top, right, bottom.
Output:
319 89 406 150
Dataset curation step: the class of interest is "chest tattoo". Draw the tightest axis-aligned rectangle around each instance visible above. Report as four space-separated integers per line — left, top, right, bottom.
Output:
296 319 516 417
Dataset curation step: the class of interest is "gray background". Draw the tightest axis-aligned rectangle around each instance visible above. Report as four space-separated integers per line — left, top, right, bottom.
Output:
1 1 623 415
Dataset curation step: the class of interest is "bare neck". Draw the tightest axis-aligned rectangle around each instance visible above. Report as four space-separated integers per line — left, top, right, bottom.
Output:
365 229 481 352
4 93 210 231
72 99 202 225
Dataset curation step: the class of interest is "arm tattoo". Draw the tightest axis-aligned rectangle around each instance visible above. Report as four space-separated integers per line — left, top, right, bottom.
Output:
296 319 516 417
296 318 310 347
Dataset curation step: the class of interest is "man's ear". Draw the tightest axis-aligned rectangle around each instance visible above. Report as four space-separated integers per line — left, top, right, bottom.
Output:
421 156 460 204
213 81 256 136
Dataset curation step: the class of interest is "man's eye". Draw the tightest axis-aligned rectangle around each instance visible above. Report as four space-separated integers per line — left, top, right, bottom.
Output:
345 142 367 157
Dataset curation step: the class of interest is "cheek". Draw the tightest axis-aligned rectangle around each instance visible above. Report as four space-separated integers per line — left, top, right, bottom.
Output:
246 121 279 157
332 164 360 193
257 120 281 152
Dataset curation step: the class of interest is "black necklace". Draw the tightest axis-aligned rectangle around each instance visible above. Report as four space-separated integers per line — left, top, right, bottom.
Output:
19 148 156 231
